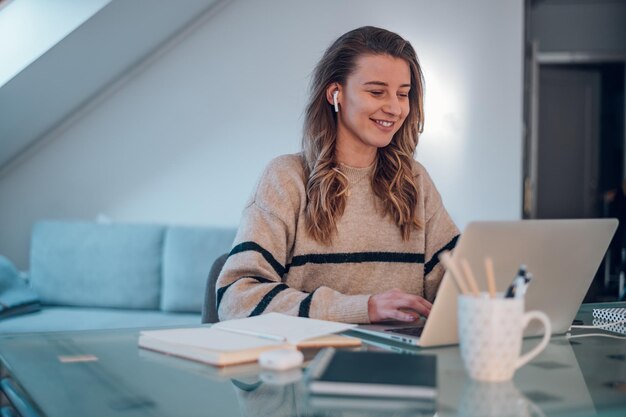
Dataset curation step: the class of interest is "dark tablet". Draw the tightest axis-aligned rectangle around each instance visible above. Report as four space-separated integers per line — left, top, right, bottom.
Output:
305 348 437 399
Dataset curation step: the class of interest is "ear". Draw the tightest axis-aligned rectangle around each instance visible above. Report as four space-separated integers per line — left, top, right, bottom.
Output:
325 83 341 106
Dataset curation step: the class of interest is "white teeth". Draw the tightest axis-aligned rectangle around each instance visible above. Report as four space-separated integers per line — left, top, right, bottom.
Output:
374 120 393 127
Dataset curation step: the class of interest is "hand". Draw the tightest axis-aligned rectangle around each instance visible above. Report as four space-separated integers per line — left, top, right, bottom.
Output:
367 288 433 323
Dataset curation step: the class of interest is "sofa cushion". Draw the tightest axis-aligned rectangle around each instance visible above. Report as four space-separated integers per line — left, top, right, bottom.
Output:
30 221 164 309
0 306 200 334
0 256 40 319
161 226 236 313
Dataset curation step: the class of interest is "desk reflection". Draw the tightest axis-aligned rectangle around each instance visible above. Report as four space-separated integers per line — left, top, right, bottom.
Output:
436 337 595 417
230 369 436 417
458 380 544 417
230 373 310 417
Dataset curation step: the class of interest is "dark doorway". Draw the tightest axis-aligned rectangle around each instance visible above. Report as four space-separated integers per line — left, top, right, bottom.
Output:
536 63 624 220
536 65 601 219
524 0 626 301
532 62 625 301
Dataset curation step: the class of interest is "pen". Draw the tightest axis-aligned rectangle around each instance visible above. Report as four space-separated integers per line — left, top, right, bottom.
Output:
513 276 525 299
523 271 532 285
505 265 527 298
519 272 533 298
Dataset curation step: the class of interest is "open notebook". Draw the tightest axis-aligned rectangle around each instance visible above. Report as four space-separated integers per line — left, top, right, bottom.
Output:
138 313 361 366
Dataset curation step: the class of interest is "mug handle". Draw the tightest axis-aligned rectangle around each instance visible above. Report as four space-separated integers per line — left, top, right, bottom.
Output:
515 310 552 370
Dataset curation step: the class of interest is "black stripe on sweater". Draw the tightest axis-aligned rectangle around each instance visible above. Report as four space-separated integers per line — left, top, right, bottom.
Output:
249 284 289 317
229 241 286 276
216 276 274 312
288 251 425 271
424 234 460 276
298 290 316 318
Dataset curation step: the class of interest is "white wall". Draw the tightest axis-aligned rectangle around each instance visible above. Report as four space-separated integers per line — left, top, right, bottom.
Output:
0 0 524 269
0 0 111 87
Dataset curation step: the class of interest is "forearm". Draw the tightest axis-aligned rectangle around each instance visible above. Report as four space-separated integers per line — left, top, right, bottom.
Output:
218 274 371 323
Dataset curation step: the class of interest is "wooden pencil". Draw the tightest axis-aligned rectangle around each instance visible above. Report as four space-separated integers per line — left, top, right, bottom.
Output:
439 251 469 295
460 258 480 296
484 257 497 298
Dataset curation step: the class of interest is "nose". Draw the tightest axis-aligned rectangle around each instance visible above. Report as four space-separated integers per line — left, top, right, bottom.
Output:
382 96 402 117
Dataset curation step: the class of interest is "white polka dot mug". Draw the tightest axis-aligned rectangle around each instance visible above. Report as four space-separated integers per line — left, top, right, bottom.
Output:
458 294 551 382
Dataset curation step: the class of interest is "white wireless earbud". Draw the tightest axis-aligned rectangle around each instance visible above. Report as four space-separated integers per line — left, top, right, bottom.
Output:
332 90 339 113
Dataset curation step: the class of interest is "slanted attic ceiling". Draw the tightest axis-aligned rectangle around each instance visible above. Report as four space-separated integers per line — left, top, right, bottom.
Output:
0 0 224 176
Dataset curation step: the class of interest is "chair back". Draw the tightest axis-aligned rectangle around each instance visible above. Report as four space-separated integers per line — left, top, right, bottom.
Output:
202 253 229 323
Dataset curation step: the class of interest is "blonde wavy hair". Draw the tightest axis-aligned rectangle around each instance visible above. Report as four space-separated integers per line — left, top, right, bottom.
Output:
302 26 425 244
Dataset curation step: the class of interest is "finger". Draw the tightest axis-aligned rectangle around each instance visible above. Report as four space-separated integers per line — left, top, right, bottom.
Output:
391 303 429 319
410 305 430 318
399 308 421 320
406 294 432 309
415 297 433 312
388 309 417 322
409 300 431 318
388 291 432 310
392 295 431 317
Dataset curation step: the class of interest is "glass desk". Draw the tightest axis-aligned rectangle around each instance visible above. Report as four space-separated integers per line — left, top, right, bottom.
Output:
0 303 624 417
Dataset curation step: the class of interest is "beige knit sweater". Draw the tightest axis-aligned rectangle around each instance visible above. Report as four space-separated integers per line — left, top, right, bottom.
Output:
217 154 459 323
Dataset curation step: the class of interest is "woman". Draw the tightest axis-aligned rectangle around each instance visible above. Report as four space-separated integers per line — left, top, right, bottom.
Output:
216 26 459 323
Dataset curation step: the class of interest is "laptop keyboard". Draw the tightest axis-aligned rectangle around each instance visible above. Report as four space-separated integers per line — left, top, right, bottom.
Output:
385 326 425 337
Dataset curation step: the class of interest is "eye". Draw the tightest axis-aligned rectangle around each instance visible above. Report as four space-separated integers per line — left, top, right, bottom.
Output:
369 90 384 96
398 92 410 98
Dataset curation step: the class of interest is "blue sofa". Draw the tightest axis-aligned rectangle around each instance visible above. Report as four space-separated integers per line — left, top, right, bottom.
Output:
0 221 236 333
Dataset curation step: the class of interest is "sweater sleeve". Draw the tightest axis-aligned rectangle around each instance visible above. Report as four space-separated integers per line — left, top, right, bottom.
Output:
216 155 371 323
417 164 460 302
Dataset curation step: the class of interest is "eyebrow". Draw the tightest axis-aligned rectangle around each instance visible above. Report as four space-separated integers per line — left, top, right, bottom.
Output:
363 81 411 88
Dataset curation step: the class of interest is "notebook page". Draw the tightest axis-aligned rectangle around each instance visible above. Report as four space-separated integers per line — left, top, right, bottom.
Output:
212 313 356 344
140 327 283 351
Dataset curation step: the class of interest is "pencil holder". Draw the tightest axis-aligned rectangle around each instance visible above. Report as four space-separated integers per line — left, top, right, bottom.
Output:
457 294 551 381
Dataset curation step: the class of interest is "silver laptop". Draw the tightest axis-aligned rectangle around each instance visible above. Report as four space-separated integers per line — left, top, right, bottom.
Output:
353 219 618 348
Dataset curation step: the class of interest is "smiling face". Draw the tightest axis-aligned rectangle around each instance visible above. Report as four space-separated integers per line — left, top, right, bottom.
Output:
329 53 411 167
